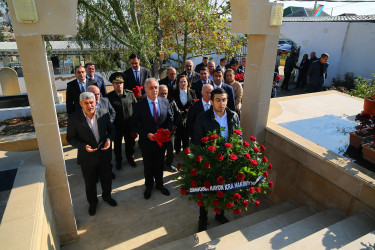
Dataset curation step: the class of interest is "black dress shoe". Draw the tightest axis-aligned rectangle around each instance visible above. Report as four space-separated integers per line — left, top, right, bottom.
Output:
165 165 177 172
215 214 229 224
198 219 207 232
128 159 137 168
144 189 152 200
156 186 170 196
88 205 96 216
103 197 117 207
116 162 122 170
112 172 116 179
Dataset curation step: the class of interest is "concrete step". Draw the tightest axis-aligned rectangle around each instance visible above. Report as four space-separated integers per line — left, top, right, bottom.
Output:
339 230 375 250
235 208 345 250
194 205 316 249
281 213 375 250
152 201 296 250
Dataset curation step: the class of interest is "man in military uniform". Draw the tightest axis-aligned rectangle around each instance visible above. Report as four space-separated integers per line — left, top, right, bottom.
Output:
107 72 137 169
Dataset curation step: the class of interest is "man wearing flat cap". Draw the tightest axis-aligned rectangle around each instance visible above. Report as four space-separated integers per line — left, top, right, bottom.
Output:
107 72 138 169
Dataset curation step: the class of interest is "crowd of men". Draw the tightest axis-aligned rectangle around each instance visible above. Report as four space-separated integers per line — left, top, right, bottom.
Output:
65 54 243 231
279 51 330 92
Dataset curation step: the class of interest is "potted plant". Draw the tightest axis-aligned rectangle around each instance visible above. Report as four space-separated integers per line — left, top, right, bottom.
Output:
363 134 375 164
349 112 374 148
349 74 375 114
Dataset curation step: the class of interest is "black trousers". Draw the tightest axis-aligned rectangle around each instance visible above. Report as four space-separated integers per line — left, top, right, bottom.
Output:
296 72 307 88
114 125 135 163
165 134 175 168
140 142 166 190
282 71 292 90
80 154 112 206
199 206 224 221
174 124 189 153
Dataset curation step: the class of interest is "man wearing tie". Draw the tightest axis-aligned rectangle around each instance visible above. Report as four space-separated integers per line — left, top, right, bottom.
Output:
159 66 177 93
179 60 200 84
191 66 213 99
131 78 173 200
66 66 89 115
123 54 152 93
85 63 107 97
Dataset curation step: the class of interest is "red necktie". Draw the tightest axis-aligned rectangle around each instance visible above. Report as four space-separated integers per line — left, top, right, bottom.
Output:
152 101 159 124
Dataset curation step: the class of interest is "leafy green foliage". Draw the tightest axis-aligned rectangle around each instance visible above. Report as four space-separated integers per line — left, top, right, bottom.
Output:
348 74 375 99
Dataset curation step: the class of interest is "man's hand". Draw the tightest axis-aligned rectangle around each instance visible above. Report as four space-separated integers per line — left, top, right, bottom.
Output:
86 145 97 152
101 140 111 150
147 133 156 141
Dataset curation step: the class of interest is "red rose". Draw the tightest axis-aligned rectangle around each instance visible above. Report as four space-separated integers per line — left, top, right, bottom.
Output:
201 137 209 143
254 200 260 207
214 208 221 214
195 156 202 162
253 147 260 153
204 181 211 189
180 188 186 195
250 160 258 166
177 163 181 170
190 168 197 176
217 176 225 185
184 148 191 155
197 193 203 199
260 145 266 151
263 171 269 178
204 162 210 168
213 199 219 206
191 180 197 187
255 187 261 193
197 201 204 207
243 141 250 147
224 143 233 148
244 153 251 159
249 187 255 194
226 202 234 209
250 136 257 141
217 191 224 198
242 200 250 207
216 154 224 161
234 129 242 135
262 156 268 163
237 173 245 182
233 193 241 201
268 163 273 169
234 209 242 215
229 154 238 161
268 181 273 188
130 132 138 139
194 99 200 102
208 146 216 152
210 134 218 141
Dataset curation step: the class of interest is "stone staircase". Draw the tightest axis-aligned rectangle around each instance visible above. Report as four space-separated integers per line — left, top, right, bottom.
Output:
152 202 375 249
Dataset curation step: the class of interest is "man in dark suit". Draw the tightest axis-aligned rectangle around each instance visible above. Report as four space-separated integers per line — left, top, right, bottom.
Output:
123 54 152 93
131 78 173 200
194 56 208 73
66 92 117 216
212 69 236 112
66 66 91 115
85 63 107 97
191 87 240 232
239 57 246 72
191 66 213 99
107 72 137 169
88 85 116 123
281 53 299 90
216 58 227 73
308 53 329 93
187 83 213 137
159 66 177 93
179 60 200 83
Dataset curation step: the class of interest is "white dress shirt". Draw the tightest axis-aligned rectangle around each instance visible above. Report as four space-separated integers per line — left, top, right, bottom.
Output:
78 79 87 92
213 83 223 89
214 110 228 140
202 99 211 111
180 89 188 106
84 112 100 143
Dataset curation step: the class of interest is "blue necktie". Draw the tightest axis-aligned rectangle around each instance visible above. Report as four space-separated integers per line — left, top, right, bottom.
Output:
136 71 140 86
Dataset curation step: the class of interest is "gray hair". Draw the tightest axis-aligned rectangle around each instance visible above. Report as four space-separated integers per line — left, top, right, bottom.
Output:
159 85 168 91
185 60 193 66
202 83 214 92
79 92 95 102
166 66 176 74
87 85 99 92
145 78 159 88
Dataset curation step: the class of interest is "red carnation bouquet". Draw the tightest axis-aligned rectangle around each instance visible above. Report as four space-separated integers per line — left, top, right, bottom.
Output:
152 128 171 146
132 86 143 98
235 73 244 82
176 128 272 215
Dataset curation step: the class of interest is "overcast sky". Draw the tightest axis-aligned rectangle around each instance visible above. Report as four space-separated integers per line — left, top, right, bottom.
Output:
277 1 375 16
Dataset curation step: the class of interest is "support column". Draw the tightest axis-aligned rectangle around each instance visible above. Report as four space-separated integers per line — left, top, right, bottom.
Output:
15 35 77 244
241 34 279 142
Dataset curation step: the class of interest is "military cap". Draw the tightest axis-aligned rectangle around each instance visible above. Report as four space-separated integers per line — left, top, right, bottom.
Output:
109 72 125 83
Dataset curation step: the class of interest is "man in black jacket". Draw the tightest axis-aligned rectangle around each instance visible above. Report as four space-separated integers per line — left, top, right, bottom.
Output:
66 66 90 115
159 67 177 93
107 72 137 169
212 69 236 112
179 60 200 83
281 53 298 90
194 56 208 73
88 85 116 123
192 87 240 232
123 54 152 93
66 92 116 216
191 66 213 99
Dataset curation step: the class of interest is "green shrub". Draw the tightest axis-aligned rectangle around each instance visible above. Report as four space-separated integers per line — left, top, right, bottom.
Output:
348 73 375 98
